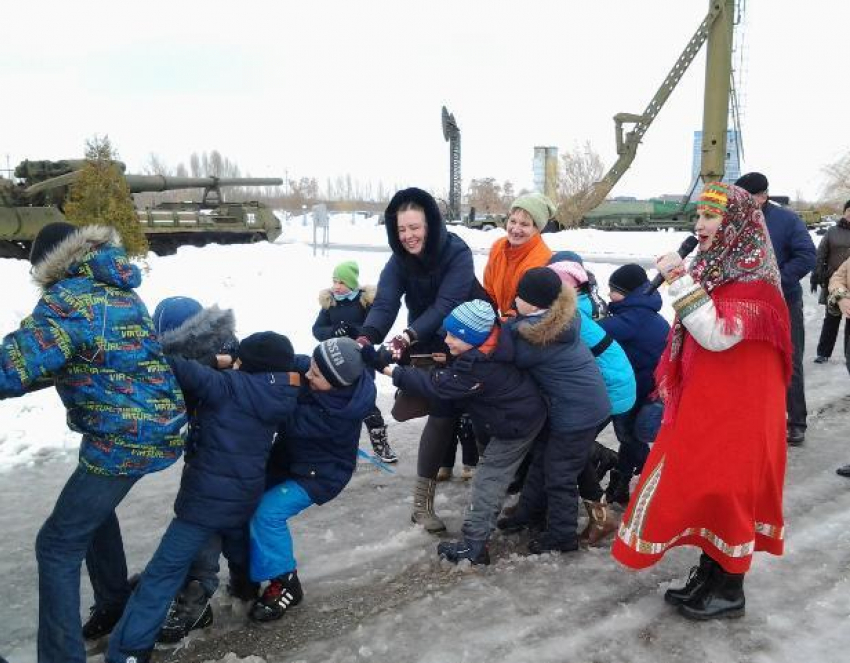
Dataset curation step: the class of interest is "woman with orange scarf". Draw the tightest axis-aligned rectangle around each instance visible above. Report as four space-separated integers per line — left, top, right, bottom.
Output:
611 182 791 621
483 194 555 317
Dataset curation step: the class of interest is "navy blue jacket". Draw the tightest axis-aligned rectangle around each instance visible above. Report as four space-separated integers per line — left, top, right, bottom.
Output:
762 202 816 300
599 288 670 405
392 333 547 439
312 286 375 342
268 369 376 504
169 357 300 530
501 288 610 432
361 188 489 351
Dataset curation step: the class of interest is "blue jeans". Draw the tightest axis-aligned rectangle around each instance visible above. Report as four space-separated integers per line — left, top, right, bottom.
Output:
250 480 314 581
35 466 139 663
107 518 247 661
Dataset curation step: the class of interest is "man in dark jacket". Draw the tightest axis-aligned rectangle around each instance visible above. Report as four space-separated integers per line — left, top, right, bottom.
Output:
107 332 301 663
736 172 816 446
0 223 187 663
599 264 670 504
811 200 850 363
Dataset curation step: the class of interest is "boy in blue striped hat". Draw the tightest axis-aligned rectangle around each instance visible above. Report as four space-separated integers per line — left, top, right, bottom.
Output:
377 300 547 564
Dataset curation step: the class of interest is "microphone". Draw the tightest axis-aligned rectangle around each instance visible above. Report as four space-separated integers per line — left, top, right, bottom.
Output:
646 235 699 294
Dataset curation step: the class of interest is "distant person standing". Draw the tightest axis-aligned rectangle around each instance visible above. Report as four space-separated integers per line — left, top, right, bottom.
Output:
811 200 850 364
735 172 816 446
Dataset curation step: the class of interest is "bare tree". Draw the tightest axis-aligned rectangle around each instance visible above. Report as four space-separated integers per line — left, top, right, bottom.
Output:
822 150 850 204
557 141 605 228
467 178 505 214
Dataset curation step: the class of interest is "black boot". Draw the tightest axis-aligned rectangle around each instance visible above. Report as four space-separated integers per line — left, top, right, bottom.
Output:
664 554 716 606
678 568 745 620
604 469 631 507
82 604 125 640
157 580 213 644
249 571 303 622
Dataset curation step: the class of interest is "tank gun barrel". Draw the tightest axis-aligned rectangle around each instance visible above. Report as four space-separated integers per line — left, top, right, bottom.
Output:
123 175 283 193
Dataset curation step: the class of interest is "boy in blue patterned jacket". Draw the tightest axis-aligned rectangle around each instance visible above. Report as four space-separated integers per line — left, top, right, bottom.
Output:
0 223 186 663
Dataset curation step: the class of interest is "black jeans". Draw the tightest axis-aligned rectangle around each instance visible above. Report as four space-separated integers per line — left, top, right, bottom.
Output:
787 294 808 431
815 310 850 358
440 414 479 469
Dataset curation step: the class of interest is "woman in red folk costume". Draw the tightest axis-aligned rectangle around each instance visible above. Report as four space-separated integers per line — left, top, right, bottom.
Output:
611 182 792 621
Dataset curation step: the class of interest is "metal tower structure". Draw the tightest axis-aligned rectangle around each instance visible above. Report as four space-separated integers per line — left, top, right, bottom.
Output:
441 106 461 220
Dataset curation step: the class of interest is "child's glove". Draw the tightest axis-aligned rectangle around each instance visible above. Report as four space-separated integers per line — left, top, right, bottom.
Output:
332 321 351 338
384 329 415 361
361 344 393 372
655 252 686 284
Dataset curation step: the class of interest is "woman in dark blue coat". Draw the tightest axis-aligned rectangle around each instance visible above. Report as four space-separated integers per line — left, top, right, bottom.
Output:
357 187 488 532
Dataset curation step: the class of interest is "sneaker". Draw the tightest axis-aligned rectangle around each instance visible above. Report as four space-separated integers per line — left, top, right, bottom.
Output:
157 580 213 644
436 539 490 565
436 466 453 482
461 465 475 481
82 605 124 640
368 426 399 464
249 572 303 623
814 355 829 364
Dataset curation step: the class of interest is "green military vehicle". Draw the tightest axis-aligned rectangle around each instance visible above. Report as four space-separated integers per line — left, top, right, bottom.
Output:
1 159 283 258
581 199 697 231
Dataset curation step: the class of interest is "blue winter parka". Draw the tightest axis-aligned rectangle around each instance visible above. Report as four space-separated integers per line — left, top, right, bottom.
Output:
267 366 377 505
598 287 670 406
169 357 301 530
762 201 816 300
0 225 186 477
501 287 610 432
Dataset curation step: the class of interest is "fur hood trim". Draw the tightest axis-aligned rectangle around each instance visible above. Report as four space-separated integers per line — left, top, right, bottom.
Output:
517 285 577 346
317 285 376 310
159 305 237 358
31 225 122 289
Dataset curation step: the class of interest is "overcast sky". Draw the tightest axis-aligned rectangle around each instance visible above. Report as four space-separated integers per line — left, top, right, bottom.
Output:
3 0 846 202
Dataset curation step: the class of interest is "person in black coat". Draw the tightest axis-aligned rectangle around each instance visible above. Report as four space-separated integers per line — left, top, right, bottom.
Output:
356 187 489 533
312 260 397 463
811 201 850 363
107 332 301 663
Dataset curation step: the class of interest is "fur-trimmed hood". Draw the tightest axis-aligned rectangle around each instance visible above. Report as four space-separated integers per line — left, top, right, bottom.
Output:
383 187 448 270
159 305 238 358
516 285 578 346
317 285 377 310
30 225 139 291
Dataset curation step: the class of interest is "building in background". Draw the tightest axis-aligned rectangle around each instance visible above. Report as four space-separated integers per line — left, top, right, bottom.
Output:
533 146 559 202
691 130 741 186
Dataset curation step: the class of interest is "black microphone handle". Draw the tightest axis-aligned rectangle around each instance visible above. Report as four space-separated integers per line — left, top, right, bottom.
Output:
645 235 699 294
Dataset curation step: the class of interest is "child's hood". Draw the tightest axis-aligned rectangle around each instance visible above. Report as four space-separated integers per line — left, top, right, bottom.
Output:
517 285 578 346
317 284 377 310
232 370 300 425
159 305 237 358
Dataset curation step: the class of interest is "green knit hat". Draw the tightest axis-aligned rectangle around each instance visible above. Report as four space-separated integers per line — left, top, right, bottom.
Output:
511 193 558 231
333 261 359 290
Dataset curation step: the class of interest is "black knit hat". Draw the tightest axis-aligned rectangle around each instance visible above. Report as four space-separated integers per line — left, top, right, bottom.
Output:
734 172 769 195
517 267 563 309
29 222 78 266
237 332 295 374
609 263 649 296
312 337 364 388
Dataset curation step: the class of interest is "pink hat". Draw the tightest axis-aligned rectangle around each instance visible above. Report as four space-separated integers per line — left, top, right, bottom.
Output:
548 261 588 288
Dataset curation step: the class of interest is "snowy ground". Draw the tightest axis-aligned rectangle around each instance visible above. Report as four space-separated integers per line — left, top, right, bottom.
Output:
1 216 849 663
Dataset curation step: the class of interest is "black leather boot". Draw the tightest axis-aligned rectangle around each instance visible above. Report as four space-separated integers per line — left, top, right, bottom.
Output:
678 567 745 620
664 553 716 606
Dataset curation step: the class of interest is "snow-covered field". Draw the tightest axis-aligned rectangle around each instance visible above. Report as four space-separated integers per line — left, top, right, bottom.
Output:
1 215 849 663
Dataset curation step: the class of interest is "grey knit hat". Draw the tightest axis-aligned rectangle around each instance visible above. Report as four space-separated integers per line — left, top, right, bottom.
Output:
312 337 364 388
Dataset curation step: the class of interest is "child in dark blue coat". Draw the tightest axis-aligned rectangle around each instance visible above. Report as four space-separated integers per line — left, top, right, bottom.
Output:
249 337 377 622
107 332 301 663
600 264 670 504
312 261 397 464
378 300 547 565
497 268 611 553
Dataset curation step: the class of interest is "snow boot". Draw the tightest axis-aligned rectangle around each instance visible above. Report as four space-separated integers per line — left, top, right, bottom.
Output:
436 466 453 482
411 477 446 532
579 497 618 546
678 568 745 621
368 425 398 463
605 469 631 507
437 538 490 565
82 604 125 640
664 553 717 606
528 533 579 555
157 580 213 644
249 571 303 623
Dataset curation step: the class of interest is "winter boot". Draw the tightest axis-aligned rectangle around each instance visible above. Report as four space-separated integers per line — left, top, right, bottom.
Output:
82 604 125 640
157 580 213 644
664 553 717 606
368 425 398 463
528 532 579 555
249 571 304 623
605 469 631 507
411 477 446 533
579 497 619 546
678 568 745 621
436 466 453 482
227 567 260 602
437 538 490 565
496 512 544 535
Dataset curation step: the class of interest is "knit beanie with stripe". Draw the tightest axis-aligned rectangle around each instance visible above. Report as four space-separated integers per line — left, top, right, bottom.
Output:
443 299 496 347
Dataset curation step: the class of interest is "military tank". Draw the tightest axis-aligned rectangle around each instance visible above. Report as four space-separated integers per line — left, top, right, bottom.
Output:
0 159 283 258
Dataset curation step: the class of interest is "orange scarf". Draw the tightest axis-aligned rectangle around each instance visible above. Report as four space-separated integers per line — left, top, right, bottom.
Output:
484 234 553 316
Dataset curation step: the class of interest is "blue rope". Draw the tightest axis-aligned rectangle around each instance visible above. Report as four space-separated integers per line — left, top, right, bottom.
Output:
357 448 395 474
